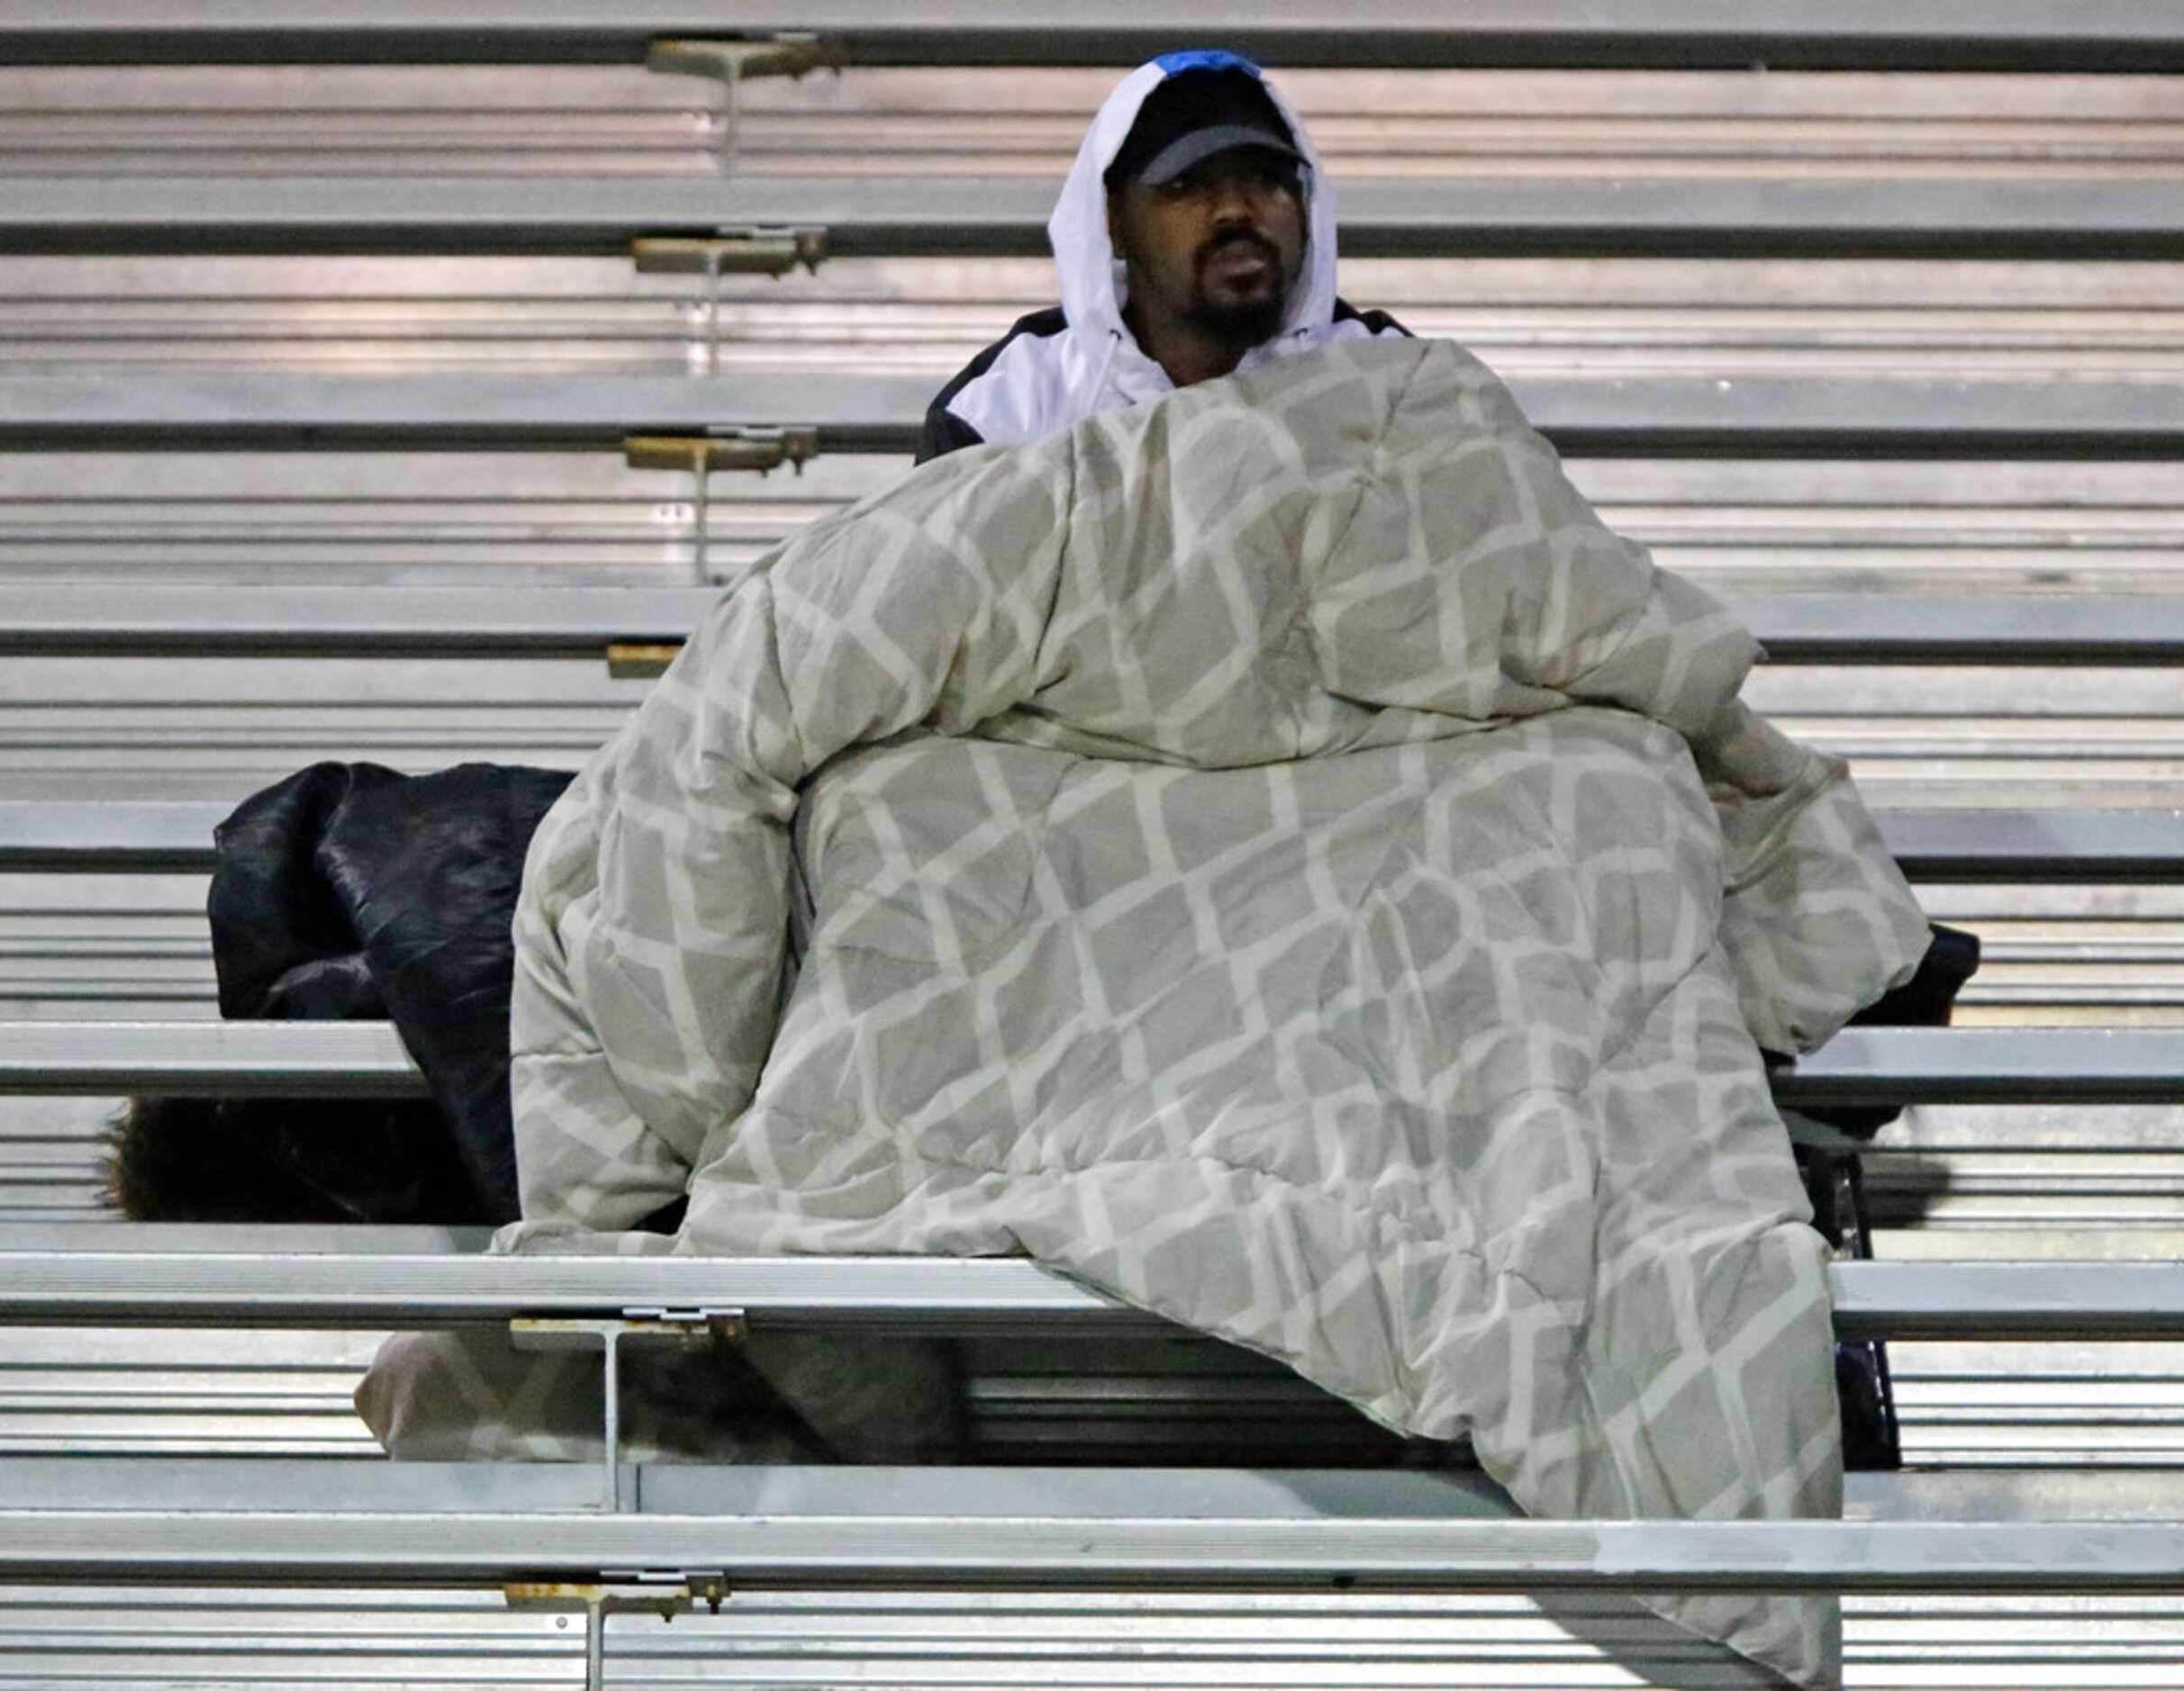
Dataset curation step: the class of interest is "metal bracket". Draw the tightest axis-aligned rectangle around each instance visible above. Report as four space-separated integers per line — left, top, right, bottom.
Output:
605 642 684 681
506 1570 729 1691
508 1308 748 1513
623 428 821 586
646 35 843 172
1829 1155 1871 1260
624 427 820 475
633 230 830 375
621 1307 752 1334
633 229 829 279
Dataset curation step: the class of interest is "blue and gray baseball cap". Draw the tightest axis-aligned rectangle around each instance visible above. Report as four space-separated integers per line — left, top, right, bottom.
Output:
1104 51 1304 190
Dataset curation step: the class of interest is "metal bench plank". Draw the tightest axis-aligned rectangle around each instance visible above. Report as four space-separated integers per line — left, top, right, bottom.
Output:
1787 1026 2184 1105
0 584 724 658
11 176 2184 258
8 801 2181 877
4 1502 2179 1593
1878 809 2184 881
6 2 2180 68
2 1584 2181 1690
0 1234 2175 1339
3 1022 2177 1104
0 372 932 454
0 1021 423 1097
7 585 2184 667
0 802 230 872
0 1459 1530 1516
5 373 2180 457
5 1454 2178 1521
1736 594 2184 665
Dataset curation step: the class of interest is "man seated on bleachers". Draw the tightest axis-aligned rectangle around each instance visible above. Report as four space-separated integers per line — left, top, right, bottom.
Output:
918 50 1409 464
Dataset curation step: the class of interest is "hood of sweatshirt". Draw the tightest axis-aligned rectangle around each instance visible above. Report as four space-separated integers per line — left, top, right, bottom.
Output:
1044 50 1345 414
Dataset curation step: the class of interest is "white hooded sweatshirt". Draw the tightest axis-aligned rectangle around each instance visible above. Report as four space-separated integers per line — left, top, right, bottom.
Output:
917 50 1408 463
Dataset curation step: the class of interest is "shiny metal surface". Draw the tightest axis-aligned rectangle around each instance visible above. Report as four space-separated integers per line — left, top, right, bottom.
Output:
0 1583 2178 1689
11 175 2184 257
6 584 2184 666
5 1453 2181 1521
10 797 2180 877
3 5 2181 69
5 62 2178 182
0 1226 2177 1340
7 1497 2184 1592
2 1020 2178 1104
5 370 2181 455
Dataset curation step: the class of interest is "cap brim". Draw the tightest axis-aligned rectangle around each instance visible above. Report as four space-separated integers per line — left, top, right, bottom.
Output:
1134 124 1303 187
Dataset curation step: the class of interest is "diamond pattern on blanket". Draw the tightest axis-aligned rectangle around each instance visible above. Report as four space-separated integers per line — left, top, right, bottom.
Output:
462 339 1931 1689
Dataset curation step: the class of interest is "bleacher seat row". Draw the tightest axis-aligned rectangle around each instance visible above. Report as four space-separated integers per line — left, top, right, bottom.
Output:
3 1 2177 70
3 4 2182 1686
6 371 2184 455
7 795 2180 877
9 176 2184 258
3 584 2184 670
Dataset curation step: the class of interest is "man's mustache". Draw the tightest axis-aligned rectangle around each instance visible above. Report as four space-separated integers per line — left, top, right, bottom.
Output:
1196 231 1281 275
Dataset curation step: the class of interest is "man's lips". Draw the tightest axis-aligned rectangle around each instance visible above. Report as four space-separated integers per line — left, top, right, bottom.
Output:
1201 238 1278 285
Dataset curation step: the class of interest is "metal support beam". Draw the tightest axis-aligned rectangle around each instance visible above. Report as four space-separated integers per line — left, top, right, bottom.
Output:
5 3 2181 70
510 1311 747 1511
624 430 819 582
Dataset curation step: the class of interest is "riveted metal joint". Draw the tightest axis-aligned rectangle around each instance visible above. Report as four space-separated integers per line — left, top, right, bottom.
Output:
646 35 845 171
506 1570 730 1691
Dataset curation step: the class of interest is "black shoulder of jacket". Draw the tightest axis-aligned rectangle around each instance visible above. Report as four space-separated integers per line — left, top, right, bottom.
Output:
1332 298 1413 338
916 305 1070 465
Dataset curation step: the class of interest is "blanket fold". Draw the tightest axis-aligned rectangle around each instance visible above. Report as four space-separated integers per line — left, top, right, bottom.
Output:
500 339 1929 1689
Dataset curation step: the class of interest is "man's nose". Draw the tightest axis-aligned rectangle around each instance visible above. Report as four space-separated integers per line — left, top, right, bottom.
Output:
1202 166 1259 222
1207 179 1257 229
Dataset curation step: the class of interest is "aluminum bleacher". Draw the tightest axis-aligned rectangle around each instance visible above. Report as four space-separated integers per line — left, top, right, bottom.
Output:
12 176 2184 258
7 372 2184 456
5 583 2184 665
8 796 2182 880
3 5 2183 1686
7 1021 2181 1105
3 2 2178 69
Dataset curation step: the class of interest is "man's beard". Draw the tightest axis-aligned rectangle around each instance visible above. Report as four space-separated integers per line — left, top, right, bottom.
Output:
1183 233 1290 349
1183 290 1286 350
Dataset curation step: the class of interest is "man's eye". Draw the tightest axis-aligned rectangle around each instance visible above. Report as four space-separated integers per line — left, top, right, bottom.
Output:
1155 162 1297 202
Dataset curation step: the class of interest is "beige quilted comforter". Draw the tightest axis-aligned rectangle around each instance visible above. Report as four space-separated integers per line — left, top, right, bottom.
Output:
368 338 1929 1687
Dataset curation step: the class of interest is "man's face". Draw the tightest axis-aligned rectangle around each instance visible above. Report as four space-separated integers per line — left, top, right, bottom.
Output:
1108 147 1308 355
